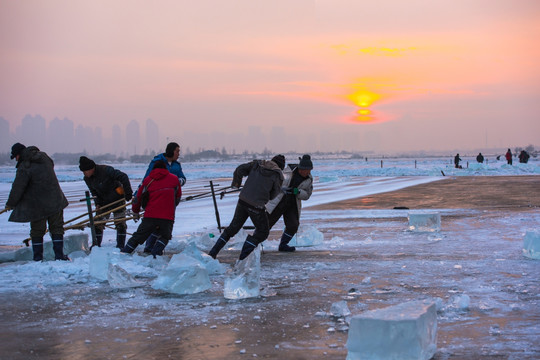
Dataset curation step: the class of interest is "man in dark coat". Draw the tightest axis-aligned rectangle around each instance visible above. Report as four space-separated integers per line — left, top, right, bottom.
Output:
6 143 69 261
79 156 133 249
476 153 484 163
122 161 181 257
208 155 284 261
266 154 314 252
454 153 462 169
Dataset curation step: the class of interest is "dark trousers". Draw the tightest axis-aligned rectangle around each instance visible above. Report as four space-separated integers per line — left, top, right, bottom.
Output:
30 210 64 238
222 200 269 246
123 217 174 253
267 198 300 237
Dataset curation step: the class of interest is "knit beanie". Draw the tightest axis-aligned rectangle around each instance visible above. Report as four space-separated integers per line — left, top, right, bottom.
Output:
271 154 286 170
79 156 96 171
10 143 26 159
298 154 313 170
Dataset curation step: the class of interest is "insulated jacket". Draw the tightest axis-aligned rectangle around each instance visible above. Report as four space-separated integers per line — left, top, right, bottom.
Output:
144 153 186 186
232 160 284 209
266 165 313 217
83 165 133 207
7 146 68 223
133 168 181 221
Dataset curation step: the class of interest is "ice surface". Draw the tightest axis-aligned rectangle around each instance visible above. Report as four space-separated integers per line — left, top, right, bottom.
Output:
107 263 143 288
408 212 441 232
330 300 352 317
346 300 437 360
223 246 261 299
180 242 227 275
288 225 324 247
89 247 123 281
523 231 540 259
152 253 211 295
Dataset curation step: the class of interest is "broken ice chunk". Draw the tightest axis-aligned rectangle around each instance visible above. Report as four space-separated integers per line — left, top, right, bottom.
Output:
107 263 143 288
523 231 540 259
330 300 351 317
408 212 441 232
224 246 261 299
289 225 324 247
346 300 437 360
152 253 211 295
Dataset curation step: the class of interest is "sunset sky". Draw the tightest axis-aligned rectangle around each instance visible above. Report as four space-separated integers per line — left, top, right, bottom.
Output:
1 0 539 153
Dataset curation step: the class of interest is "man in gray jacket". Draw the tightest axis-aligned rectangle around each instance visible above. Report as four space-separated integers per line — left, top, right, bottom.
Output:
5 143 69 261
208 155 285 260
266 154 314 252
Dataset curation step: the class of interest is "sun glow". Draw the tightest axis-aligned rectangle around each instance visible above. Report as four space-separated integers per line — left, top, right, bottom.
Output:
347 90 381 108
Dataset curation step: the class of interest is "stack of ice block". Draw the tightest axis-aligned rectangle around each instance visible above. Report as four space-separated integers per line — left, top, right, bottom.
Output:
346 300 437 360
408 212 441 232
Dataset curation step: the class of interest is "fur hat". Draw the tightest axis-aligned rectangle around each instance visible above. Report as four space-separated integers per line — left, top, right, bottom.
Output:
298 154 313 170
271 154 286 170
10 143 26 159
79 156 96 171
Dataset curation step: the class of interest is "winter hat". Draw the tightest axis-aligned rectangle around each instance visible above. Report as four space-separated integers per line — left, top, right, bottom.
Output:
10 142 26 159
298 154 313 170
165 142 180 158
271 154 286 170
79 156 96 171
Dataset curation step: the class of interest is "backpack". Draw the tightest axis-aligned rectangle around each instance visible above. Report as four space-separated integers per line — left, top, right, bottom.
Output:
140 179 155 209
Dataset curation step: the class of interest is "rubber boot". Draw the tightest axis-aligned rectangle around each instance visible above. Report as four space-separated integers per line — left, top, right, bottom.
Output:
238 236 257 261
116 228 127 249
31 237 44 261
52 234 69 261
94 229 103 247
122 238 138 254
151 238 169 258
278 232 296 252
208 235 229 259
143 233 160 254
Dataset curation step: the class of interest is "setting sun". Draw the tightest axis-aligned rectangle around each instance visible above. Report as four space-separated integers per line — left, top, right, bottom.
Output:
347 90 381 108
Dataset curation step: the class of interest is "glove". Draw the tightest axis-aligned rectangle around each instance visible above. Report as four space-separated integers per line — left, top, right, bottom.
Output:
133 212 140 222
292 188 299 195
125 192 133 202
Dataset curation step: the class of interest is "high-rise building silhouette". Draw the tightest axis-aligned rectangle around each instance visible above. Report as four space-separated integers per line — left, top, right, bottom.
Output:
15 114 47 149
48 117 74 154
0 117 10 150
126 120 140 154
145 118 159 154
111 125 122 155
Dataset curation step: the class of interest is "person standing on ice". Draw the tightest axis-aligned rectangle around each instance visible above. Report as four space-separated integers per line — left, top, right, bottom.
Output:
79 156 133 249
476 152 484 163
505 149 513 165
122 160 181 257
140 142 186 252
266 154 314 253
5 143 69 261
208 155 285 260
454 153 462 169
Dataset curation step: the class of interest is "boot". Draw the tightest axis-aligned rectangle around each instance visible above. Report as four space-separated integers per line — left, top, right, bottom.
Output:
94 229 103 247
208 235 229 259
121 238 138 254
51 234 69 261
151 238 169 258
278 232 296 252
31 237 44 261
238 236 257 261
116 228 127 249
143 233 160 254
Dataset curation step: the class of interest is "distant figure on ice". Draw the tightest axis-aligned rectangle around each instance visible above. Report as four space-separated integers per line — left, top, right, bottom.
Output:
122 161 181 257
266 154 314 253
79 156 133 249
5 143 69 261
505 149 513 165
519 150 530 164
476 152 484 163
141 142 186 252
208 155 285 260
454 153 462 169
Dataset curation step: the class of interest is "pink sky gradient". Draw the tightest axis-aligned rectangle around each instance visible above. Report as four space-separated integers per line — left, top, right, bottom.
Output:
1 0 539 153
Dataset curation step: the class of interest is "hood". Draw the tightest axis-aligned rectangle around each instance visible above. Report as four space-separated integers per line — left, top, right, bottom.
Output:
149 168 170 180
17 146 44 167
260 160 284 181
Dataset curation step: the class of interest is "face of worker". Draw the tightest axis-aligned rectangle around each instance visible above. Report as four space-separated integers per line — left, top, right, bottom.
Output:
172 146 180 161
83 168 95 178
298 169 311 178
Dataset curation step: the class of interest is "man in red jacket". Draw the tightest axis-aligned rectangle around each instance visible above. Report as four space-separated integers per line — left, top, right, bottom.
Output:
121 161 181 257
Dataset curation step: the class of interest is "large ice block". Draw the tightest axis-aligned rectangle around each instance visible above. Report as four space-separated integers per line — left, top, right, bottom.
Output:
346 300 437 360
181 242 227 275
89 247 122 281
152 253 211 295
223 246 261 299
523 231 540 259
289 225 324 247
408 212 441 232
